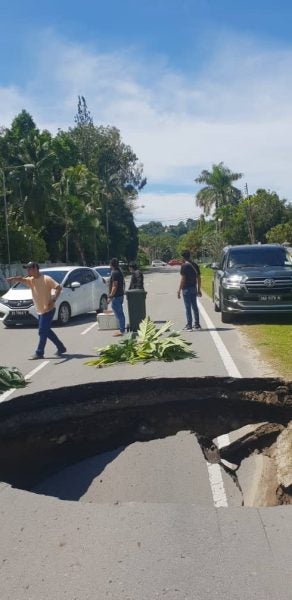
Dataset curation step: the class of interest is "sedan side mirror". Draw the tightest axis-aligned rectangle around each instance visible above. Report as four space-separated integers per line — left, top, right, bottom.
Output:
70 281 81 290
211 262 220 270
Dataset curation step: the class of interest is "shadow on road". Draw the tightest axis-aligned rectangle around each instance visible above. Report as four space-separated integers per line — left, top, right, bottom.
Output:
51 353 97 363
33 447 125 501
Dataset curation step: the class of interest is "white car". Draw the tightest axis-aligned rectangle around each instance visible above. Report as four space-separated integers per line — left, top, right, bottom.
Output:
0 266 108 327
94 265 111 289
151 260 167 267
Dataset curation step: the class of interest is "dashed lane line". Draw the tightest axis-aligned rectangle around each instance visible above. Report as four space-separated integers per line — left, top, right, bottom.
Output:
0 360 50 404
81 322 98 335
198 299 242 508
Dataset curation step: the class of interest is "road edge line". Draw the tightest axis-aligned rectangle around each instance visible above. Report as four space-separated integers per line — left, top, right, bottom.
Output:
198 299 242 507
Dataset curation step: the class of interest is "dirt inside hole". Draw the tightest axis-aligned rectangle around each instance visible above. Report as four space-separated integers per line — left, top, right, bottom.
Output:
0 377 291 507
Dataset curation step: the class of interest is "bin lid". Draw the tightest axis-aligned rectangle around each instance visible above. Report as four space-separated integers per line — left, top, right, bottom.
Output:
126 289 147 295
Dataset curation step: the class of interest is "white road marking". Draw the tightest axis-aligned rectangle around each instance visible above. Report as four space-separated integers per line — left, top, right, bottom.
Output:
25 360 50 380
81 322 98 335
0 360 49 404
198 299 242 508
197 300 242 378
206 463 228 508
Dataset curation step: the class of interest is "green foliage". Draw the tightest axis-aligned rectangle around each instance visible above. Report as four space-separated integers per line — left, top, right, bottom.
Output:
0 366 27 394
86 317 196 367
249 189 287 243
266 221 292 244
8 225 48 263
137 248 149 266
213 189 290 246
0 98 145 264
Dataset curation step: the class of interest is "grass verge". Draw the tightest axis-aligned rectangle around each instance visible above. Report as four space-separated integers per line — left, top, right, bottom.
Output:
200 266 292 380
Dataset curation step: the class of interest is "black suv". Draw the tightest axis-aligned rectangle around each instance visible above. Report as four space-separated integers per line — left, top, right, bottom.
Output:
212 244 292 323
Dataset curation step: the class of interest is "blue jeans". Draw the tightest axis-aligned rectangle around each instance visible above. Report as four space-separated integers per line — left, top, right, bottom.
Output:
36 308 65 357
111 296 125 333
182 287 200 328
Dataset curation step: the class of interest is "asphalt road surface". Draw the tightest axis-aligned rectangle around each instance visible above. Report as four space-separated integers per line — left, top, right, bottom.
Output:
1 270 291 600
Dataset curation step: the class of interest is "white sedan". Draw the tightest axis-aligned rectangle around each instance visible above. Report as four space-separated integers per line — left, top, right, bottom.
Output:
0 266 108 327
151 260 167 267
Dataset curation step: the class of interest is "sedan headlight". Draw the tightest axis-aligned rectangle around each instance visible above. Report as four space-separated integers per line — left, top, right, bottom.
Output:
0 297 9 305
222 275 243 289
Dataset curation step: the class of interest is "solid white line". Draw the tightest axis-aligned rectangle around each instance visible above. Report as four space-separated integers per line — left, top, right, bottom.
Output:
0 360 50 404
81 322 98 335
197 299 242 508
206 463 228 508
197 300 242 378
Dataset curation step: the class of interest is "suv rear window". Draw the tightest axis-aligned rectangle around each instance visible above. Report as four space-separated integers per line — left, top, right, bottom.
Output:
227 247 288 268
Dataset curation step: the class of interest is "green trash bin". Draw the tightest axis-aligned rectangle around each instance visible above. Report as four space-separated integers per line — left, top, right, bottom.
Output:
126 289 147 332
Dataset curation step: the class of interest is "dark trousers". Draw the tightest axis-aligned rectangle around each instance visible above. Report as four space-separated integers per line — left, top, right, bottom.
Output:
182 287 200 328
36 308 65 357
111 296 126 333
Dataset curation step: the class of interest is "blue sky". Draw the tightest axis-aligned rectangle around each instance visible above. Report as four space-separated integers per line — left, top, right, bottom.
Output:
1 0 292 224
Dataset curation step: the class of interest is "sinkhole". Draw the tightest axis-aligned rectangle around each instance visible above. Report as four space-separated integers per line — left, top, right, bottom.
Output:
0 377 291 507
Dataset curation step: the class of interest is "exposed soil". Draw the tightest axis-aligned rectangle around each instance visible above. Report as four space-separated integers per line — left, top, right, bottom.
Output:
0 377 291 506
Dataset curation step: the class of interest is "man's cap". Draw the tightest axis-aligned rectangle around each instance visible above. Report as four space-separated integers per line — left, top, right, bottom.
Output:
23 261 39 269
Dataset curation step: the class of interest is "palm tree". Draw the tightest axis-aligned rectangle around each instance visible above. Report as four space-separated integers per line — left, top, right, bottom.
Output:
195 162 243 216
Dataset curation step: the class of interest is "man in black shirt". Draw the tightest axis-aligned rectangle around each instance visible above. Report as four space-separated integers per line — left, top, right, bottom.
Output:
128 262 144 290
108 258 126 336
177 250 202 330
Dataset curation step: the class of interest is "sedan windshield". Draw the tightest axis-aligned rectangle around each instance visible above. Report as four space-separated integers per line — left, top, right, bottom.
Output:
40 270 67 283
95 267 111 277
12 270 67 290
227 248 288 268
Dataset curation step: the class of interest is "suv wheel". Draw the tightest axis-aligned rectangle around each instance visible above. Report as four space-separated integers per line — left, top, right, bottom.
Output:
220 292 233 323
221 310 233 324
212 285 221 312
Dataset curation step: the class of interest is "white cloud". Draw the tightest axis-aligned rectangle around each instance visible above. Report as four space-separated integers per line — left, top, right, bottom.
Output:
134 192 201 226
1 31 292 223
0 86 34 126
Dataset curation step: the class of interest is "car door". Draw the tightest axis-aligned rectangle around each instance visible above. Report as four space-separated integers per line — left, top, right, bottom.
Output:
79 268 99 312
63 269 87 316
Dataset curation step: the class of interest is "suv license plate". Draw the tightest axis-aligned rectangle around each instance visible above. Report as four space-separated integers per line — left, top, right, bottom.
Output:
259 295 281 302
11 310 28 316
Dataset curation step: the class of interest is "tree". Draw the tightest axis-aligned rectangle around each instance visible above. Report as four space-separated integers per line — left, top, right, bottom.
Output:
53 165 101 264
248 189 287 243
266 222 292 245
0 101 145 265
195 162 243 216
139 221 165 236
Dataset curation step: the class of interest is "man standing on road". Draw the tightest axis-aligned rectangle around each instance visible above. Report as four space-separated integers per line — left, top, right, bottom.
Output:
7 262 67 359
108 258 126 337
128 261 144 290
177 250 202 331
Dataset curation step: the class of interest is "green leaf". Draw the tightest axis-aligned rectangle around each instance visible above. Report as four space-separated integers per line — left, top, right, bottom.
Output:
85 318 196 368
0 366 27 393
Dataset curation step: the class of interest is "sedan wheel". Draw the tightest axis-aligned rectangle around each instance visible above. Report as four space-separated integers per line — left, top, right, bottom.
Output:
98 294 108 313
58 302 71 325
